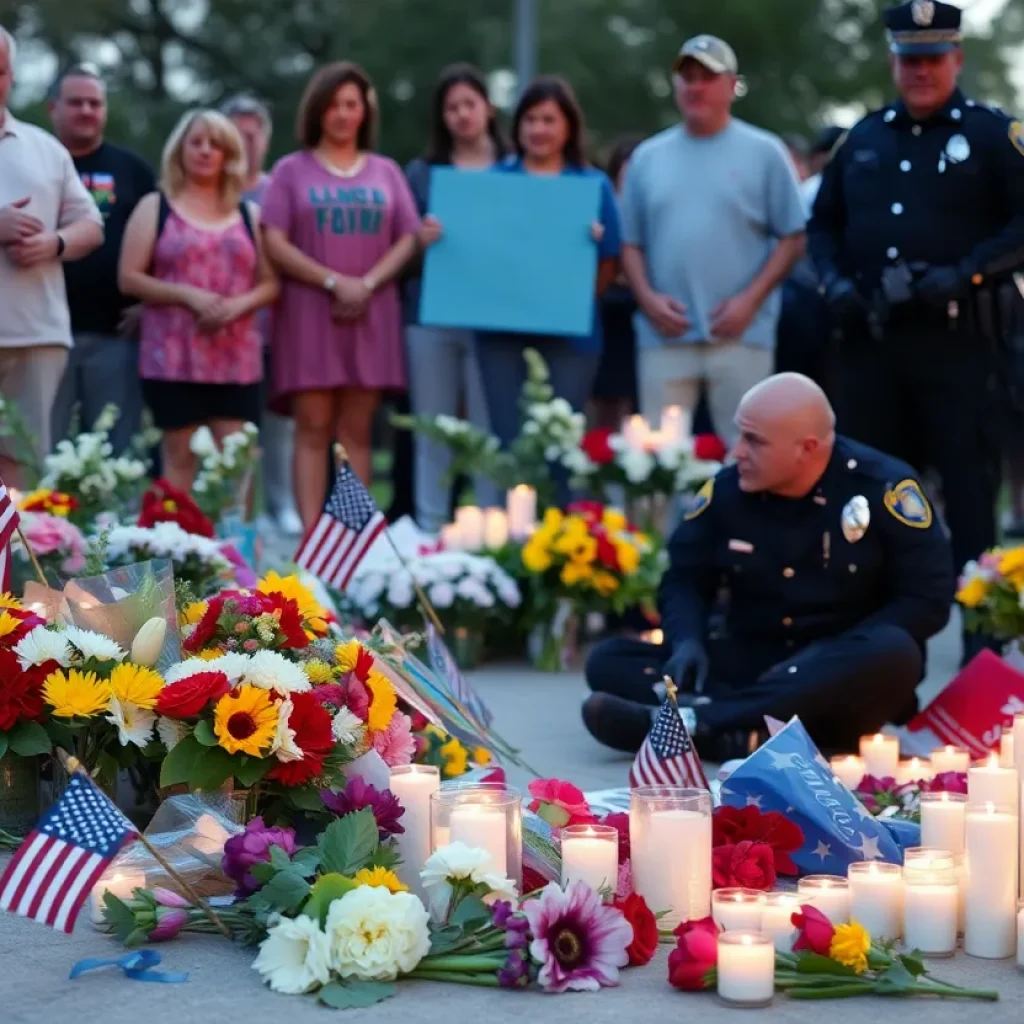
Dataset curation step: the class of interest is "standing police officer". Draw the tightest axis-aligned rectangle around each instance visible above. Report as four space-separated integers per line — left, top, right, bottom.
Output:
808 0 1024 664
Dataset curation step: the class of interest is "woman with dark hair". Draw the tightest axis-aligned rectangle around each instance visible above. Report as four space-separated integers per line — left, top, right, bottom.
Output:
402 64 505 530
260 62 421 530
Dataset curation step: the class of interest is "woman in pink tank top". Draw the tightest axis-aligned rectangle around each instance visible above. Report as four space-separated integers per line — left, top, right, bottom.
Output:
119 109 279 489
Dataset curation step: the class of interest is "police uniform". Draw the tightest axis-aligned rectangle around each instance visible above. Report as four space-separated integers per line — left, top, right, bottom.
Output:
807 0 1024 584
584 437 954 753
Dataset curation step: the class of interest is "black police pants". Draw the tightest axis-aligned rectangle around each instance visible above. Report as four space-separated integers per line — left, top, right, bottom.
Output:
835 327 999 576
585 623 921 751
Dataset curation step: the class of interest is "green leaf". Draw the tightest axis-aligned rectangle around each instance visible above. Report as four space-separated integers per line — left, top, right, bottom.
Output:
873 961 916 992
317 980 395 1009
449 893 491 930
303 873 358 926
102 893 139 943
190 746 238 792
287 786 328 812
234 755 271 788
193 720 218 747
795 953 858 977
367 843 401 872
249 861 278 886
898 951 927 978
0 732 8 760
7 720 51 757
259 869 311 914
291 848 322 877
269 845 293 872
159 734 204 787
317 807 379 875
428 925 465 956
95 751 120 790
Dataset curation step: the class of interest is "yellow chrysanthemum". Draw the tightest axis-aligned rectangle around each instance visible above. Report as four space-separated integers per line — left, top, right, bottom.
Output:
601 508 627 531
334 639 363 673
613 538 640 574
43 669 112 719
956 576 988 609
541 508 564 532
365 670 397 733
440 737 468 778
829 921 870 975
304 659 334 684
258 572 329 636
472 746 492 766
569 536 598 565
353 867 408 893
212 685 278 757
108 663 165 710
522 541 553 573
0 593 24 611
0 611 23 643
592 570 620 597
180 601 208 627
194 648 225 661
998 546 1024 580
561 560 593 586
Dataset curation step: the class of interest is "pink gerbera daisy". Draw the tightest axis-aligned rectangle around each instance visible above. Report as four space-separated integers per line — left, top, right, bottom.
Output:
523 881 633 993
370 712 416 767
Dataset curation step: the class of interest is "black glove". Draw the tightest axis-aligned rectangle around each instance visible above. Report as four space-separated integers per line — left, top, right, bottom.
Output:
662 639 709 694
822 276 869 332
914 264 966 309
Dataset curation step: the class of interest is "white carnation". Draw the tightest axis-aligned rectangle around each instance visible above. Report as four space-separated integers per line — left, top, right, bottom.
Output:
427 581 455 609
253 914 331 995
620 449 655 483
14 626 73 669
386 576 414 609
61 626 126 663
243 650 311 694
157 716 190 752
331 707 365 746
271 698 304 762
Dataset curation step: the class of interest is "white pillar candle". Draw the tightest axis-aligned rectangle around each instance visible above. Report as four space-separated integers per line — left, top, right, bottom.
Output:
622 414 651 450
797 875 850 924
659 405 690 444
448 804 507 874
440 523 463 551
963 801 1018 959
1012 712 1024 780
860 734 899 778
919 792 967 856
90 868 146 928
896 757 933 786
506 485 537 540
903 873 959 958
560 825 618 897
712 888 766 932
968 754 1019 809
389 765 440 896
454 506 484 552
1000 729 1015 769
760 892 800 952
830 755 865 791
482 508 509 549
931 745 970 775
848 862 902 941
716 933 775 1007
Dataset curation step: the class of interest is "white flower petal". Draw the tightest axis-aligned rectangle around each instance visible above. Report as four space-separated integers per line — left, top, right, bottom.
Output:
252 915 332 994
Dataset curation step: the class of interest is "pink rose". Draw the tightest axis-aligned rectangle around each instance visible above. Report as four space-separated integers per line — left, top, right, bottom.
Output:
528 778 595 828
370 712 416 766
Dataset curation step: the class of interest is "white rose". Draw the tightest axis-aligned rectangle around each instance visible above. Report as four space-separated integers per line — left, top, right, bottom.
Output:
428 581 455 608
252 915 331 994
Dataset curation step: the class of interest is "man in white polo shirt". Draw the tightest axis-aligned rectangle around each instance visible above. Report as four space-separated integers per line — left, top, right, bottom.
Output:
0 26 103 483
621 35 807 448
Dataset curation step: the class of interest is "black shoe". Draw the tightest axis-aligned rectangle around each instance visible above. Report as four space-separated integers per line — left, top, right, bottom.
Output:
581 693 655 753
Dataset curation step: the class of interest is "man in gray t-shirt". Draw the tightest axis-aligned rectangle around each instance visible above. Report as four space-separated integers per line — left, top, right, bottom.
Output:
621 35 807 448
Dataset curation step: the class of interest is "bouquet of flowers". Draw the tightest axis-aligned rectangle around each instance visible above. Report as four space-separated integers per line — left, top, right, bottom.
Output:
190 423 260 523
412 721 496 780
956 546 1024 643
11 510 87 584
104 523 232 597
138 479 216 538
18 487 80 518
0 597 52 761
853 771 967 822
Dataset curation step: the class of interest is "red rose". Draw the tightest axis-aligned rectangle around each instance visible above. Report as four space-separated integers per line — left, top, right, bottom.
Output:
267 692 334 786
693 434 727 462
668 916 719 991
712 840 776 890
580 429 615 465
614 892 658 966
156 671 232 719
791 904 835 955
601 812 631 862
712 805 804 875
0 649 45 730
138 479 215 538
528 778 595 827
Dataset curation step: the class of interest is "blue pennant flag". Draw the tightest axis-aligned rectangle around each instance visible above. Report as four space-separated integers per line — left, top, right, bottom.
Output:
719 718 904 874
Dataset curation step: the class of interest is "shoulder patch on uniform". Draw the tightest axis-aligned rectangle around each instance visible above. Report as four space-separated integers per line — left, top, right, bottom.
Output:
684 477 714 520
883 478 933 528
1009 120 1024 157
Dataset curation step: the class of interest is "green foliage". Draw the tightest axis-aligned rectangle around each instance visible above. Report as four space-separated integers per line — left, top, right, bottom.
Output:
317 980 395 1010
5 720 52 757
303 873 358 926
317 807 379 875
158 734 204 787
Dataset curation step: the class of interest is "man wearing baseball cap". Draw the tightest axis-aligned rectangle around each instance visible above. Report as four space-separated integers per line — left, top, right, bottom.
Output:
618 32 807 457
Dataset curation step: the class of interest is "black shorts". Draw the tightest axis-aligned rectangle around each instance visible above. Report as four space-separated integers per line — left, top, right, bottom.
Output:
141 378 263 432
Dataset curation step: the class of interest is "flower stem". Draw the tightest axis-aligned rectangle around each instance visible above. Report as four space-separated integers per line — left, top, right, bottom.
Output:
909 982 999 1001
407 970 502 987
418 954 506 972
786 984 872 999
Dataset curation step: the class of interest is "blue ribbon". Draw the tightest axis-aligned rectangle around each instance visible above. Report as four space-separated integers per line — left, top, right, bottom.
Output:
70 949 188 984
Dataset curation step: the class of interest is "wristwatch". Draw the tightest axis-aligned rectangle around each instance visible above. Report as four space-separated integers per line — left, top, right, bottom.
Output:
322 273 338 292
55 233 66 259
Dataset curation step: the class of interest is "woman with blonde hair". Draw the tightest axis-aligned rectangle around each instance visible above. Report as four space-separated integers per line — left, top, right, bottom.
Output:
119 108 278 488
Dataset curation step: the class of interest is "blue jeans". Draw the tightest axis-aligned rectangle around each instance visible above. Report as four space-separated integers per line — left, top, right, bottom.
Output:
475 333 599 505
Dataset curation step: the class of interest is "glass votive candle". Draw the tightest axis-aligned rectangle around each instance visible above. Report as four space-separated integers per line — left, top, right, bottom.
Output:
896 757 934 786
430 783 522 889
859 733 899 778
717 932 775 1007
560 824 618 898
760 892 800 951
830 755 865 791
630 786 712 928
919 792 967 856
712 888 767 932
848 862 902 941
797 875 850 924
903 858 958 958
90 866 146 928
931 745 970 775
389 765 440 896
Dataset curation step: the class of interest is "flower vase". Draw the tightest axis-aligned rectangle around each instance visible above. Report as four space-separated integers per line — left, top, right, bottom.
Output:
527 599 581 672
0 754 40 835
450 626 485 670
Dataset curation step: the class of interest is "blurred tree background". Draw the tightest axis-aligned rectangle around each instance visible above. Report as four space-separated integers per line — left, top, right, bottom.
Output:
2 0 1023 167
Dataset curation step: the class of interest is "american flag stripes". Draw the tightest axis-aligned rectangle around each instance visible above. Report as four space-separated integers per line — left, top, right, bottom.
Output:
294 463 387 591
0 477 20 593
0 772 138 933
629 700 709 790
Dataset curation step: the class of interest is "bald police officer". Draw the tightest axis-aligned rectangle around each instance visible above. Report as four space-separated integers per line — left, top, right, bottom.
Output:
582 374 954 761
808 1 1024 663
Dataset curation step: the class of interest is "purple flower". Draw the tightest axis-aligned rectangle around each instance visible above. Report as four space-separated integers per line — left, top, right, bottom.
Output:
221 816 298 896
522 880 633 993
152 888 191 909
505 927 529 950
321 777 405 838
491 900 515 928
149 908 189 942
924 771 969 795
498 949 531 989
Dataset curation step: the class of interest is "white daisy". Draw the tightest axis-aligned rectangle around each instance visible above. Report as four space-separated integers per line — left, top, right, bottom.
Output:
243 650 311 694
14 625 73 669
331 707 365 747
106 697 157 748
156 716 190 752
271 698 304 762
61 625 126 663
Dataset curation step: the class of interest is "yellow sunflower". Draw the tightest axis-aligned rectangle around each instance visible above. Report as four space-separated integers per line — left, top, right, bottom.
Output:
365 670 397 733
334 639 363 673
440 737 468 777
109 663 165 710
179 601 209 627
829 921 870 975
0 611 24 643
212 685 278 757
0 593 24 611
304 659 335 684
43 669 112 718
353 867 408 893
258 572 329 636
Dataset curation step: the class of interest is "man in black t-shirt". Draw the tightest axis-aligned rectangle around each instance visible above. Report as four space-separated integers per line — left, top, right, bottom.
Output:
48 65 155 454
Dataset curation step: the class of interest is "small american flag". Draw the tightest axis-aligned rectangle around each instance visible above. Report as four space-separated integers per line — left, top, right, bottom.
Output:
0 771 138 933
629 700 709 790
0 477 20 593
294 462 386 591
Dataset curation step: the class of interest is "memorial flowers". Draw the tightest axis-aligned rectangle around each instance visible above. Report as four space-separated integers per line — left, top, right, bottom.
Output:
956 545 1024 642
104 523 232 596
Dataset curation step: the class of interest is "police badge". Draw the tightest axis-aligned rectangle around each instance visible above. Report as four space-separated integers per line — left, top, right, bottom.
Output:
911 0 935 26
841 495 870 543
945 134 970 163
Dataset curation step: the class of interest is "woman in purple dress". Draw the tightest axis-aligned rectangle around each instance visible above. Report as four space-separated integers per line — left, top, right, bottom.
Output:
261 63 421 530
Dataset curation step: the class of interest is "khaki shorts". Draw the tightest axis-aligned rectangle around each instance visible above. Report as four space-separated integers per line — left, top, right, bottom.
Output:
0 345 70 464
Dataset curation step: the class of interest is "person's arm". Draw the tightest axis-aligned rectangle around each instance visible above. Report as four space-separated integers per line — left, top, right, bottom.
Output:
806 141 849 288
